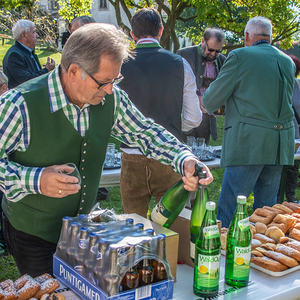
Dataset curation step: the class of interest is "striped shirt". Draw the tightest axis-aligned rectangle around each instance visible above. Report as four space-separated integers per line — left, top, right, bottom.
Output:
0 65 194 202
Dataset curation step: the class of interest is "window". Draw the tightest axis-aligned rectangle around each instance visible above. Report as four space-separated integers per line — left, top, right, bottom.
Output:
99 0 107 9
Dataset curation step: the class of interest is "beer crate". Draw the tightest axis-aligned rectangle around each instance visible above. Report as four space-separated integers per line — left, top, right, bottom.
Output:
53 254 174 300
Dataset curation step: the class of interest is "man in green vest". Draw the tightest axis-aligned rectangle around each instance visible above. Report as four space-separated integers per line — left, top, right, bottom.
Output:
0 23 213 277
203 16 295 227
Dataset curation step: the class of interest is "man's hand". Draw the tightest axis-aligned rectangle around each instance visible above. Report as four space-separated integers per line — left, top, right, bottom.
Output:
45 57 55 72
40 165 81 198
199 96 208 114
182 157 213 191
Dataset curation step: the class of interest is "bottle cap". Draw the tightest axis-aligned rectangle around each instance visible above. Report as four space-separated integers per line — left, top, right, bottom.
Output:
193 162 204 176
206 201 216 210
237 195 247 204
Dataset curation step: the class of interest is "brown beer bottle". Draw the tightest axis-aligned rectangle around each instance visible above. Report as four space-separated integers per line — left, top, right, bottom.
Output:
121 241 139 291
153 234 168 282
139 239 154 286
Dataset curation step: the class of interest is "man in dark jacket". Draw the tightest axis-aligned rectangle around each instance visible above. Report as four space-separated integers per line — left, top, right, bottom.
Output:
3 19 55 89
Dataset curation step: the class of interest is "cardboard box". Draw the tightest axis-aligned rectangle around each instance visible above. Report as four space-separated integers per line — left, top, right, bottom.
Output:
170 208 221 268
127 213 179 282
53 255 174 300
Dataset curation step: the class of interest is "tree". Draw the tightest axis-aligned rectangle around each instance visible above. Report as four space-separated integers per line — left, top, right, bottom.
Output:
109 0 300 52
58 0 93 22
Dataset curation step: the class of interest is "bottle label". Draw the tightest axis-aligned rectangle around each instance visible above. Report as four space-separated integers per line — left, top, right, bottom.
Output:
190 241 195 260
238 218 250 231
79 238 88 249
150 202 171 225
233 246 251 278
195 254 221 288
203 225 220 239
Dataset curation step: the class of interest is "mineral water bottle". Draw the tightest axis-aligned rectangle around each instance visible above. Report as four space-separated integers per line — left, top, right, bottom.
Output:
190 170 209 263
225 195 251 287
150 162 204 228
194 201 221 298
65 222 81 267
139 239 154 286
74 227 90 274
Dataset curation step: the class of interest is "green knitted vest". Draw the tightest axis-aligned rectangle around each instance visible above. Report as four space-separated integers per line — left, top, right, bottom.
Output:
2 74 114 243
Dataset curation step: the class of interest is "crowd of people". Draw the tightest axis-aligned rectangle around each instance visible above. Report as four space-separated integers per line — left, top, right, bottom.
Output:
0 10 298 279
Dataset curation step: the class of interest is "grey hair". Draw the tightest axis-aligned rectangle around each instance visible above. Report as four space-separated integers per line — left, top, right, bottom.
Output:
61 23 133 76
203 28 225 44
0 71 8 87
71 15 96 27
245 16 272 39
12 19 35 41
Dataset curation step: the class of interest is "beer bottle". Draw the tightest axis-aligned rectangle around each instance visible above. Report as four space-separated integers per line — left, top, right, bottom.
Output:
93 238 109 289
190 170 209 263
194 201 221 298
225 195 251 288
139 239 154 286
83 232 100 280
121 242 139 291
74 227 90 274
56 216 73 261
153 234 168 282
103 244 121 296
150 162 204 228
65 222 81 267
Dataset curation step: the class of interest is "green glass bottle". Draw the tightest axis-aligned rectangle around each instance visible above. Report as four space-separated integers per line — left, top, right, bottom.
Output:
190 170 209 263
225 195 251 288
150 162 203 228
194 201 221 298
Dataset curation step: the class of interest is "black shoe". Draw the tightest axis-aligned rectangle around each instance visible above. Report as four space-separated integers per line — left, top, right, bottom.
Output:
287 197 299 204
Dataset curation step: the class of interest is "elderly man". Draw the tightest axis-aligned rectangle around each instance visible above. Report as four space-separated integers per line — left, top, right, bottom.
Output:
70 15 96 33
118 8 201 217
3 20 55 89
177 28 226 145
0 23 213 277
203 17 295 227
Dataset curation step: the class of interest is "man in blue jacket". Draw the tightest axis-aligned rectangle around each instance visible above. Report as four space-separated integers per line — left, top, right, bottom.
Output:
3 19 55 89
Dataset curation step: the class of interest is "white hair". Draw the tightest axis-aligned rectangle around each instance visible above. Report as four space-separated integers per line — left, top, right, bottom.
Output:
245 16 272 40
12 19 35 41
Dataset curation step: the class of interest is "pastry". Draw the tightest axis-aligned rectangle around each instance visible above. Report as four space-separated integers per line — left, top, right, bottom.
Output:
249 208 276 225
14 274 32 290
263 206 285 214
18 279 40 300
258 249 298 268
275 244 300 261
253 233 275 244
265 226 285 243
251 239 262 250
40 293 66 300
33 279 60 299
251 250 264 257
279 236 290 244
249 223 256 238
34 274 53 285
0 281 18 300
255 222 267 234
260 243 276 251
282 202 300 214
273 204 293 215
250 256 288 272
289 227 300 241
287 240 300 252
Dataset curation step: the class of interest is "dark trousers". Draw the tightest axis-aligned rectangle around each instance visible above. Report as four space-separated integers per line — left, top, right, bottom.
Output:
2 213 57 277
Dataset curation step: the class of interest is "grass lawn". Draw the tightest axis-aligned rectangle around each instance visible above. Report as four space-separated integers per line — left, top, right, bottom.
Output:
0 38 62 69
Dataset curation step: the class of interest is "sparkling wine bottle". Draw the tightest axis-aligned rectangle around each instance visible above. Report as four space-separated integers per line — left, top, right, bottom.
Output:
225 195 251 288
150 162 204 228
194 201 221 298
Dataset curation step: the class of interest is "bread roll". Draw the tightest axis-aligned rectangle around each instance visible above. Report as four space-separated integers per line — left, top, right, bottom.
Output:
282 202 300 214
253 233 275 244
251 256 288 272
287 240 300 252
289 228 300 242
255 222 267 234
251 250 264 257
249 208 276 225
273 204 293 215
275 244 300 261
249 223 256 238
260 243 276 251
279 236 290 244
265 226 285 243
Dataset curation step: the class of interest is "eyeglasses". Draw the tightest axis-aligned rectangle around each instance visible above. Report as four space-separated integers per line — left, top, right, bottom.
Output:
206 43 222 54
82 68 123 90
